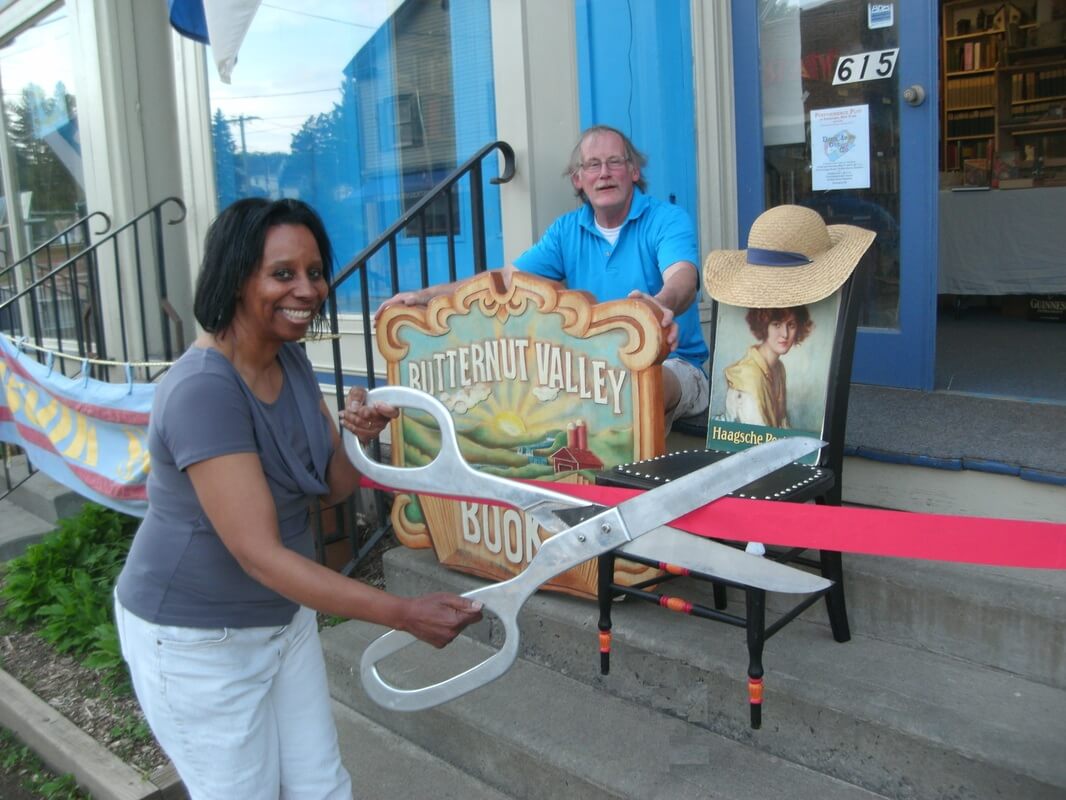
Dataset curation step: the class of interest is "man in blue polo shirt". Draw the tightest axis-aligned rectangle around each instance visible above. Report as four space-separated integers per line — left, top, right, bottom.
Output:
379 125 709 428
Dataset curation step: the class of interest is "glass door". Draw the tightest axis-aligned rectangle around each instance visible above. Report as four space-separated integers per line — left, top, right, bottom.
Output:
732 0 939 388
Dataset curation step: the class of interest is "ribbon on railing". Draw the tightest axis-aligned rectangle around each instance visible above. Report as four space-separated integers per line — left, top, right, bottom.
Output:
359 476 1066 570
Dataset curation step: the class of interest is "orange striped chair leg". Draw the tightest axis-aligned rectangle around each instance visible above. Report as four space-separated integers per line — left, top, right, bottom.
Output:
746 587 767 729
597 553 615 675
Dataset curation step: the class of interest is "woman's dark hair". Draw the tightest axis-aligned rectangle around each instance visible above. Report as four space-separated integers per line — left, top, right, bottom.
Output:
744 305 814 345
193 198 334 336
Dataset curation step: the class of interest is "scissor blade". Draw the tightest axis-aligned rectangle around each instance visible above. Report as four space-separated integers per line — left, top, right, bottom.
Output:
615 437 824 545
618 527 831 594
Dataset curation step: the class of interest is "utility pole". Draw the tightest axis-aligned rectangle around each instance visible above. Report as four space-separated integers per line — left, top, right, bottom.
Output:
225 115 260 190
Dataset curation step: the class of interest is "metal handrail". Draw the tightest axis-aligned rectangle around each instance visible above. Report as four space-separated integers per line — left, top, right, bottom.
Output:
323 139 516 576
0 210 111 283
0 197 186 381
330 140 516 290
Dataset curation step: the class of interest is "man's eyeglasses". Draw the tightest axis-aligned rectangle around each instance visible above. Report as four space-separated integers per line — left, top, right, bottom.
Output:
579 156 629 174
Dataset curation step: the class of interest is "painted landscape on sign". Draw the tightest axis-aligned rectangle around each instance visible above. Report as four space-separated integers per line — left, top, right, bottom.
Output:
400 408 634 482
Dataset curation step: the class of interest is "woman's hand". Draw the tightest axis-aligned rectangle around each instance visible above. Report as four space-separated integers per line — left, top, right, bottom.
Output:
340 387 398 444
397 593 484 648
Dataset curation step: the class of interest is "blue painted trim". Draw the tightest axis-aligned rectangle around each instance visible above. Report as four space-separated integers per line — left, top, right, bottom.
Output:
574 0 698 234
845 447 1064 485
574 1 595 127
960 458 1021 477
851 447 963 471
1019 468 1066 487
850 1 939 389
730 0 763 242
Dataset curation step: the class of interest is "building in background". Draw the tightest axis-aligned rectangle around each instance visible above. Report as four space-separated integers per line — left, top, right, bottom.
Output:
0 0 1062 519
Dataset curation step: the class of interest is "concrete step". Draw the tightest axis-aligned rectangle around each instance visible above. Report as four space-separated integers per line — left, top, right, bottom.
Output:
363 547 1066 800
331 700 515 799
0 497 55 561
323 621 889 800
4 464 85 524
784 553 1066 690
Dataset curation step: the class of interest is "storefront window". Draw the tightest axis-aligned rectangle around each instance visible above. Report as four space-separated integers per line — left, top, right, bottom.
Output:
207 0 500 312
758 0 901 329
0 4 87 335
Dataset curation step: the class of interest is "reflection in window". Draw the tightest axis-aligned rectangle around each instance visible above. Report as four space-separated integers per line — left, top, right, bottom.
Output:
208 0 499 311
0 6 88 341
758 0 901 329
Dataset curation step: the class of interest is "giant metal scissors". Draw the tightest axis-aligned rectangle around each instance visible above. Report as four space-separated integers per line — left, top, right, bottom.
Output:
344 386 827 712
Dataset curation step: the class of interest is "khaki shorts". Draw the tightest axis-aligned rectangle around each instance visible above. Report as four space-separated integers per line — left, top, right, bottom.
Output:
662 357 709 428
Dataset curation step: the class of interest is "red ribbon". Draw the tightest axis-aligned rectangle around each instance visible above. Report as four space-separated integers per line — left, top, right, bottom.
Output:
359 477 1066 570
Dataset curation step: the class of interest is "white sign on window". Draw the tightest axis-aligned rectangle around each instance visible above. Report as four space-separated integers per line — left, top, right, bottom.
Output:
868 3 894 29
810 105 871 191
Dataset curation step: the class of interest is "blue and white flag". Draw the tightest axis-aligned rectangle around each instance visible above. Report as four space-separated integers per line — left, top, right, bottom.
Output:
168 0 263 83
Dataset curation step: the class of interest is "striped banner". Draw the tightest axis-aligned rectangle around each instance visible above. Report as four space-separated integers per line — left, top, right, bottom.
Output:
0 337 151 517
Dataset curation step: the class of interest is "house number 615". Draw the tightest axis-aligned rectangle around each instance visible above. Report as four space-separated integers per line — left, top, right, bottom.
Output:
833 48 899 85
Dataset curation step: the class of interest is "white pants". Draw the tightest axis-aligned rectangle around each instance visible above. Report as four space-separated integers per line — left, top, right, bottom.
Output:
114 595 352 800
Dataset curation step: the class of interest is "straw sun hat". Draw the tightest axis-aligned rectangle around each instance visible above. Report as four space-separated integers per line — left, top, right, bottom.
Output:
703 205 876 308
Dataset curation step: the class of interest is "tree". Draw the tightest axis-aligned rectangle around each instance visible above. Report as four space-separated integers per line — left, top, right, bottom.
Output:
211 108 242 208
5 82 83 231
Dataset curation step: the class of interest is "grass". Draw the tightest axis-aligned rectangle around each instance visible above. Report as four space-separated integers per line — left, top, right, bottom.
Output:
0 728 89 799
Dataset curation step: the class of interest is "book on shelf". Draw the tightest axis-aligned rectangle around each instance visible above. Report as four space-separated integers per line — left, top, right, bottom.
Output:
963 157 991 187
995 149 1022 180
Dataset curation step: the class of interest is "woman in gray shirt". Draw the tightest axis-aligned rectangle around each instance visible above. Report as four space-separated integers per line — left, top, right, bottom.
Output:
115 198 482 799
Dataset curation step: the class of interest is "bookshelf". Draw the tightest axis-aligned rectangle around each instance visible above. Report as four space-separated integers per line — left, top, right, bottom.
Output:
941 1 1009 174
941 0 1066 186
996 42 1066 186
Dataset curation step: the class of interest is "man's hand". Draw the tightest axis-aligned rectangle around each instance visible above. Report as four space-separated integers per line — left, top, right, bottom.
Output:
628 289 679 351
374 289 427 322
398 593 484 648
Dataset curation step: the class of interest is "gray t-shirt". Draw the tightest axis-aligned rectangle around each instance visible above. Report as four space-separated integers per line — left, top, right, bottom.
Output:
116 342 332 627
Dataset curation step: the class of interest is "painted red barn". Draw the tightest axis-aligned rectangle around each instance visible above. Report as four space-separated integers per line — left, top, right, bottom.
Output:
549 419 603 473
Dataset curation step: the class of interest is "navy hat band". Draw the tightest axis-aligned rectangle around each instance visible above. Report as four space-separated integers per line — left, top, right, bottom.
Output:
746 247 813 267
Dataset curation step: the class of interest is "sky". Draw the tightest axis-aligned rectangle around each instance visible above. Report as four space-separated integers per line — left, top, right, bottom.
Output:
0 2 401 155
207 0 406 154
0 9 72 105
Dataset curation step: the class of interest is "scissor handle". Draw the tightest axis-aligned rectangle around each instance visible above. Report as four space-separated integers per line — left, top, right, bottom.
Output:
344 386 467 495
360 505 630 711
360 580 524 712
343 386 581 531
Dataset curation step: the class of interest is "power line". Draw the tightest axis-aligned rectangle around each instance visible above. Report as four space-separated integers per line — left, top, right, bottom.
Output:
260 2 379 30
215 87 341 100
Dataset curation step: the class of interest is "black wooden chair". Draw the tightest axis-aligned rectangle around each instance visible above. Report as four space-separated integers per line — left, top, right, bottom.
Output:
595 247 873 729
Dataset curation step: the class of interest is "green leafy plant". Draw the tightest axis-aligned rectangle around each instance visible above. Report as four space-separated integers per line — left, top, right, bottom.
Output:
1 503 137 687
0 728 88 799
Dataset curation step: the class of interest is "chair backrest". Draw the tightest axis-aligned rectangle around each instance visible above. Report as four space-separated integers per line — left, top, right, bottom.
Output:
703 250 872 485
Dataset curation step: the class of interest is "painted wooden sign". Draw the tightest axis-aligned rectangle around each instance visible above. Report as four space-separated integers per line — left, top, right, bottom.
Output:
376 271 669 598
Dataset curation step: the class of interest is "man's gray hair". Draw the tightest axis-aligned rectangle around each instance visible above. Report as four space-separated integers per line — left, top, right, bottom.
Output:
566 125 648 199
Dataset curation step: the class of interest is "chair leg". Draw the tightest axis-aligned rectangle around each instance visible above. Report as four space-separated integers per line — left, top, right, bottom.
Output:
712 581 728 610
819 549 852 643
597 553 615 675
745 587 766 730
